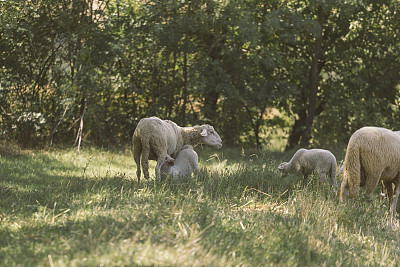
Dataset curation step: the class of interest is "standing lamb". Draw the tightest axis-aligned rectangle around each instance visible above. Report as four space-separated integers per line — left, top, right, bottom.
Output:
160 145 199 180
278 148 337 186
132 116 222 182
340 126 400 217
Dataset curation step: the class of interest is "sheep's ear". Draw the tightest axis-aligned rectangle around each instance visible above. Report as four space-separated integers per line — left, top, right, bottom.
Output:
200 128 208 137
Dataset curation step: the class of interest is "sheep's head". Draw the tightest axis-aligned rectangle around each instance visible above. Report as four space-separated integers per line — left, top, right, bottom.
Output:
278 162 289 175
199 125 222 148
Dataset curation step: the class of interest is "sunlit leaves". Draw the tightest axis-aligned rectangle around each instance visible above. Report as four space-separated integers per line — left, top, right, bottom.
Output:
0 0 399 148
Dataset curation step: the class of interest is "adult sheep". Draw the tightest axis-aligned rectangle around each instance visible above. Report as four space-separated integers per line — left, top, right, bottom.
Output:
278 148 337 186
160 145 199 180
340 126 400 217
132 116 222 182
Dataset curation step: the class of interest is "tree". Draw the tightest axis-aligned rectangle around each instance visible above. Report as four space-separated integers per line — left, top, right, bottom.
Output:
313 1 400 145
1 0 399 149
270 1 368 150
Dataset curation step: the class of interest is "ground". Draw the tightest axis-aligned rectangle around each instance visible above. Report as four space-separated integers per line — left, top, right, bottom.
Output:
0 145 399 266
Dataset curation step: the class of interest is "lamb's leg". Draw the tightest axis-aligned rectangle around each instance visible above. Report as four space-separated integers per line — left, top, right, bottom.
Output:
319 172 328 184
330 166 338 186
390 178 400 218
303 174 309 185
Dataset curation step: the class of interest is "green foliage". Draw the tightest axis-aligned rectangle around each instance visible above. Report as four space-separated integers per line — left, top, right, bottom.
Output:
0 0 400 149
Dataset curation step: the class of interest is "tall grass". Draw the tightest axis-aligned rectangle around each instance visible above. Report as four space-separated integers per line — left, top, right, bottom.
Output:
0 146 399 266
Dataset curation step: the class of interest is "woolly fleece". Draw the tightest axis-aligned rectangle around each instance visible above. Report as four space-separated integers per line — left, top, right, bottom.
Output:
278 148 337 185
132 116 221 182
340 126 400 217
160 145 199 180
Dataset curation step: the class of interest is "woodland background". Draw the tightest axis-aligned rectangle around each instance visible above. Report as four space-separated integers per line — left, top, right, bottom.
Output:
1 0 400 150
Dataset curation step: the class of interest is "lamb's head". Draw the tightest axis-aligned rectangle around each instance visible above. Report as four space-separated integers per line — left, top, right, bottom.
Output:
198 125 222 148
164 154 174 166
278 162 290 175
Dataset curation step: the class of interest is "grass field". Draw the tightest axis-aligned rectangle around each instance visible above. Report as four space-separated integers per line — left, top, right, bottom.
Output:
1 144 400 266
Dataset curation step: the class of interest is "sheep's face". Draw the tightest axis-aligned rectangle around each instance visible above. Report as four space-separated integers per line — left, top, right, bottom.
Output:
278 162 289 175
200 125 222 148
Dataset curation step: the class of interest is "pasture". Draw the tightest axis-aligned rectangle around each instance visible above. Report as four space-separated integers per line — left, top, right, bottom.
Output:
1 145 400 266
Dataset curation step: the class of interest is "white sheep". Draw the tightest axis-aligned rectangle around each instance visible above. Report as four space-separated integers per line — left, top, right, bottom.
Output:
340 126 400 217
278 148 337 186
132 116 222 182
160 145 199 180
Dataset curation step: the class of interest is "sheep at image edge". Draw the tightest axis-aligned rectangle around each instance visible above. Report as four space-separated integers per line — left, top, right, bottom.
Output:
132 116 222 182
340 126 400 217
160 145 199 180
278 148 338 186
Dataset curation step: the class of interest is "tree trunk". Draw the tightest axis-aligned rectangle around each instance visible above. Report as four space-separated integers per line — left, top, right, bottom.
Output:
204 90 219 123
286 4 326 150
181 46 188 124
245 105 265 149
286 105 307 150
50 104 69 146
180 2 191 124
75 97 87 153
300 5 326 146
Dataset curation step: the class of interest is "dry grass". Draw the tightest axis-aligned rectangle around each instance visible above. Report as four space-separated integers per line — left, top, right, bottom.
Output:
1 146 400 266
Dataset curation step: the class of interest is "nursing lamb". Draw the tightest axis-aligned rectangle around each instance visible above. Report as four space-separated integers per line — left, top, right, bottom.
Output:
160 145 199 180
132 116 222 182
278 148 337 186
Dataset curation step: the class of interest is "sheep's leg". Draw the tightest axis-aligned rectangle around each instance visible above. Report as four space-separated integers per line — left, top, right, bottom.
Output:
303 174 309 185
390 179 400 218
140 142 151 180
155 154 168 181
331 175 338 186
364 175 381 201
133 138 142 183
330 168 338 187
148 141 169 181
383 181 394 209
319 172 328 184
340 176 349 202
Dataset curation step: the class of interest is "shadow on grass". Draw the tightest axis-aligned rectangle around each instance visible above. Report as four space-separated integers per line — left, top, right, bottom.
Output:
0 183 219 265
0 188 328 266
1 148 397 266
0 152 141 216
0 146 331 220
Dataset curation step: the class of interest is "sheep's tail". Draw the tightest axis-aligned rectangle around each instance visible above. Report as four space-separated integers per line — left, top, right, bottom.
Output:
344 141 361 198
